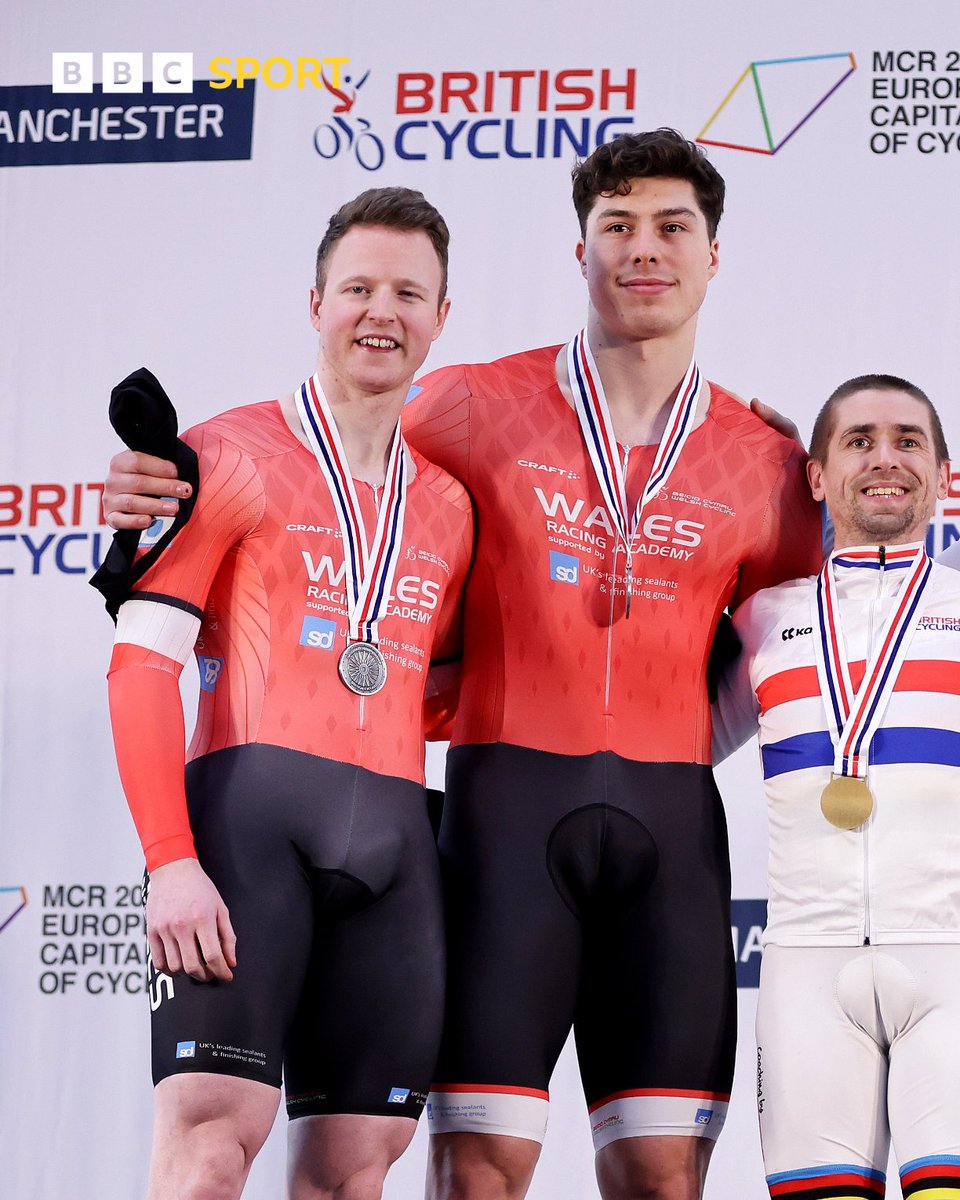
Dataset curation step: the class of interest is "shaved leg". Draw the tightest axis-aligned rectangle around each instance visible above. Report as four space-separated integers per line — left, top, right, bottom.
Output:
288 1112 417 1200
147 1073 279 1200
427 1131 541 1200
595 1134 714 1200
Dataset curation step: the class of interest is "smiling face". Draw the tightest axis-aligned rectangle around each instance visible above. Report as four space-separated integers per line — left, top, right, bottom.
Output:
576 175 719 348
309 224 450 402
807 389 949 548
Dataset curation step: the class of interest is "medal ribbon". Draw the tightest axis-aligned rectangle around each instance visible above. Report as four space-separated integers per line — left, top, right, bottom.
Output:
296 374 408 644
813 544 932 779
565 328 703 582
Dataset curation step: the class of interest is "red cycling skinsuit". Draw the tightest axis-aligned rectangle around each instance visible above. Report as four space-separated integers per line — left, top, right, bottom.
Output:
715 548 960 1199
402 344 822 1149
108 399 472 1119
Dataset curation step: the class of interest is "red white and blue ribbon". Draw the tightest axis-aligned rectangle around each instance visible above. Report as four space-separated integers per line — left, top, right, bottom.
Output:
296 374 408 645
813 543 932 779
565 328 703 586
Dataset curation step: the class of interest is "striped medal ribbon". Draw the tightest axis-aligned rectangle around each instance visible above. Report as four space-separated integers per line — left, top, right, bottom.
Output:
565 328 704 616
295 373 408 695
813 543 932 828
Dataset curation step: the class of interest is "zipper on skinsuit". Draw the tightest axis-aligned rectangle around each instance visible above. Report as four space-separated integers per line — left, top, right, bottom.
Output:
604 446 633 714
357 481 383 733
862 543 886 945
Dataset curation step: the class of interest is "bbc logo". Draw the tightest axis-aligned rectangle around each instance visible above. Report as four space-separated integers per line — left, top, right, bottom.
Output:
51 52 194 94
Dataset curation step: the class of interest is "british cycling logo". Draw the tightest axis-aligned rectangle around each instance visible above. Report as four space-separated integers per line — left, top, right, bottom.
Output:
312 64 639 170
697 52 857 155
0 886 28 936
313 67 385 171
0 480 108 576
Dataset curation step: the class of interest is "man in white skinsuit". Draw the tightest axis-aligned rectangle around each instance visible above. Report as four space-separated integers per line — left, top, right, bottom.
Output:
715 374 960 1200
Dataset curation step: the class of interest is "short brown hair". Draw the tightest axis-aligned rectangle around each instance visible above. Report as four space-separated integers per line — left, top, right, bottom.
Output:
809 374 949 465
571 129 725 240
315 186 450 303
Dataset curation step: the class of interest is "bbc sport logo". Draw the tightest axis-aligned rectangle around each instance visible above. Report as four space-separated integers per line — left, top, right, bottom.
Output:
52 53 195 94
50 52 351 93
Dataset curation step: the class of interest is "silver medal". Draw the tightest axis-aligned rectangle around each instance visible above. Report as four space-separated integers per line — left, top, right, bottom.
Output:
338 642 388 696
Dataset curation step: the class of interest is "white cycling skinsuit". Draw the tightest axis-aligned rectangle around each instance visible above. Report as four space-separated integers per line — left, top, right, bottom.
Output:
715 543 960 1200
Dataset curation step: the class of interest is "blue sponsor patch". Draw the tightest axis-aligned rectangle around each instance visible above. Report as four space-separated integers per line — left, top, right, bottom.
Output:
694 1107 713 1125
138 511 175 547
387 1087 410 1104
197 656 224 692
176 1040 196 1059
299 615 337 650
549 550 579 585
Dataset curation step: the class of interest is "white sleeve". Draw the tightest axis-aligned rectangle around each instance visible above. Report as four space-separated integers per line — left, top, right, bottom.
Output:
712 580 810 763
937 540 960 571
114 598 200 665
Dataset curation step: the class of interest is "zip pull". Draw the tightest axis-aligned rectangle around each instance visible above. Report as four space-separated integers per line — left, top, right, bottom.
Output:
622 443 633 619
625 548 633 619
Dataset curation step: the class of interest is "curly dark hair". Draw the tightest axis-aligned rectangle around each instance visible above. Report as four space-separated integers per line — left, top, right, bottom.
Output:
315 187 450 303
572 129 725 240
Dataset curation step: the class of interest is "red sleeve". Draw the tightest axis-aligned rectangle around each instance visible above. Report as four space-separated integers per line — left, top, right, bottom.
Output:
404 365 474 486
733 441 822 608
130 424 264 609
108 420 264 870
108 643 196 871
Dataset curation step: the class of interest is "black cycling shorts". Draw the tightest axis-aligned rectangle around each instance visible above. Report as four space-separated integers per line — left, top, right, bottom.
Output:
428 743 736 1146
146 744 444 1121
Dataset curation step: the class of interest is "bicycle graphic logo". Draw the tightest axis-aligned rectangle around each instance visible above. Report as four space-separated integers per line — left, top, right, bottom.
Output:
313 67 385 172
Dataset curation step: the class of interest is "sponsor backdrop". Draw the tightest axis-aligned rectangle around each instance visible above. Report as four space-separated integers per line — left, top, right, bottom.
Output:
1 1 958 1196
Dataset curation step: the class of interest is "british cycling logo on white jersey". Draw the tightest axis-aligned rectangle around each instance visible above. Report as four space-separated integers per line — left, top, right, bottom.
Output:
918 615 960 632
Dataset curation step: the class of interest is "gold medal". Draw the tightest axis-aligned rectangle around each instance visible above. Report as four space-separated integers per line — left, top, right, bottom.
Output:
820 775 874 830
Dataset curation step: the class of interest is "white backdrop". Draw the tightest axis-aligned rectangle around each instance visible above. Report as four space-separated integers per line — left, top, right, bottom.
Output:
2 2 960 1197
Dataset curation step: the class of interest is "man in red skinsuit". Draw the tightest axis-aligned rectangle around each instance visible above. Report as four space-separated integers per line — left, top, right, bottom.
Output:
101 188 472 1200
102 132 821 1200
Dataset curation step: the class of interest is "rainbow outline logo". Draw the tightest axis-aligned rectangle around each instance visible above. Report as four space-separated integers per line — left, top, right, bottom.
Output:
0 885 28 935
697 52 857 155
